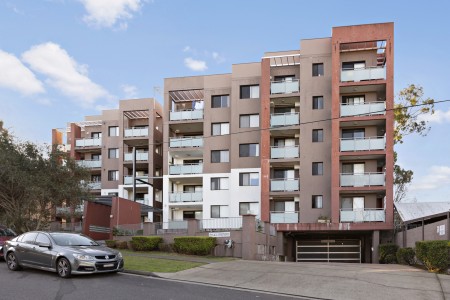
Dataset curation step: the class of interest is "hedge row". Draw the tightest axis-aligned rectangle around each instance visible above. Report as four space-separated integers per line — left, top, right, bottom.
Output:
174 236 216 255
415 240 449 273
396 247 416 265
130 236 163 251
379 244 399 264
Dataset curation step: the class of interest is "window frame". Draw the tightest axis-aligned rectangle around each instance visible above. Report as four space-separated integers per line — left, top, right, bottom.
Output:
108 126 119 137
210 177 229 190
240 85 260 99
312 129 324 143
312 162 324 176
239 114 259 128
211 122 230 136
108 148 119 159
312 63 324 77
313 96 324 110
312 195 323 209
211 150 229 163
239 143 259 157
239 172 259 186
211 95 230 108
108 170 119 181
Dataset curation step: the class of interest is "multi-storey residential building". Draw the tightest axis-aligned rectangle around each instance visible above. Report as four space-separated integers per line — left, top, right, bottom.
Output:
53 98 164 222
163 22 394 263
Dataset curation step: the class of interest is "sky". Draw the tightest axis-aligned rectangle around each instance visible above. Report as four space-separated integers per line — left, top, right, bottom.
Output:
0 0 450 203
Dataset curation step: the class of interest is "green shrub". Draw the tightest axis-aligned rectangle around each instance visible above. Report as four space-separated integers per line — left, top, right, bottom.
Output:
105 240 117 248
415 240 449 273
130 236 162 251
396 247 416 265
116 241 129 249
174 237 216 255
379 244 399 264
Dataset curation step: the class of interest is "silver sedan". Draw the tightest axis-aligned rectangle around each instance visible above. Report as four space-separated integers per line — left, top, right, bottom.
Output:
3 231 124 278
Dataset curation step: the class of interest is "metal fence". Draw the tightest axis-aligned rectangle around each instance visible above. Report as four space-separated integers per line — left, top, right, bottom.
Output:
113 223 144 236
199 217 243 231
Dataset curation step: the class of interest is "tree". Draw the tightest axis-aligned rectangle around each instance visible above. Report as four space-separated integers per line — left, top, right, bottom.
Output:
394 84 434 202
0 125 90 233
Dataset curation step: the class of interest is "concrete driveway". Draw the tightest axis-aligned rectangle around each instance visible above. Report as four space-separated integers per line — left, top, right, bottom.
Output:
159 260 449 300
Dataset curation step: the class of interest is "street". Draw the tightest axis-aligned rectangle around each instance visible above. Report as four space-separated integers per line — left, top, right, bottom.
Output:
0 262 303 300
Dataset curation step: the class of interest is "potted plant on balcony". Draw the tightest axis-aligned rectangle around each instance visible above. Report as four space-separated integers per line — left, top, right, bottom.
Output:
317 215 331 224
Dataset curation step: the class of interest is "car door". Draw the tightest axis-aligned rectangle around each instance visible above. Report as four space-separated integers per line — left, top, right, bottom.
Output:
28 233 55 268
16 232 38 264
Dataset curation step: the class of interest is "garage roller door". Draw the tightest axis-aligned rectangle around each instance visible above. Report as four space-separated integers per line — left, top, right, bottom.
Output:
296 239 361 263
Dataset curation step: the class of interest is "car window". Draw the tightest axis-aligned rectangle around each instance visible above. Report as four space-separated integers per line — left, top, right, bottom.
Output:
22 232 38 244
49 233 99 246
35 233 51 245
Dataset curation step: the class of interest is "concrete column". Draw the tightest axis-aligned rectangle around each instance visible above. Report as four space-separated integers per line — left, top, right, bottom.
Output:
242 215 256 260
187 219 199 236
372 230 380 264
143 223 156 236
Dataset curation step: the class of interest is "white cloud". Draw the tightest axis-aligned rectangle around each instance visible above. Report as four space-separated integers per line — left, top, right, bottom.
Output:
21 42 110 108
121 84 138 99
410 166 450 191
417 109 450 124
212 51 225 63
184 57 207 72
183 46 191 52
0 50 45 96
79 0 143 29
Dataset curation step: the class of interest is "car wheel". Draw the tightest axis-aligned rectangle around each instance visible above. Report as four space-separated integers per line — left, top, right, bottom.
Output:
6 252 21 271
56 258 72 278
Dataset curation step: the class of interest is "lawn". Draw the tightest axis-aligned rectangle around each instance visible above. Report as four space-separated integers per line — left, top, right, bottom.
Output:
123 255 205 273
120 249 236 262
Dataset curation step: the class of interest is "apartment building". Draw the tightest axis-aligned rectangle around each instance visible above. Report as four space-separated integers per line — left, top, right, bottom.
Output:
52 98 164 222
163 22 394 263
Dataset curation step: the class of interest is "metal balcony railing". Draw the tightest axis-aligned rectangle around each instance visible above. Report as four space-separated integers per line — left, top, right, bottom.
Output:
270 112 299 127
340 172 385 187
270 211 299 223
270 178 299 191
124 175 149 185
199 217 243 230
75 138 101 148
270 146 299 159
124 127 148 137
76 160 101 168
169 191 203 202
169 136 204 148
170 109 204 121
340 101 386 117
87 181 101 190
169 163 203 175
341 66 386 82
340 136 385 152
124 152 149 161
270 79 299 94
340 208 385 222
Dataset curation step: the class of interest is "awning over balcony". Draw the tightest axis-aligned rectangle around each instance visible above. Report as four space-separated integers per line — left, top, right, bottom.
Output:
262 54 300 67
123 110 150 119
169 89 204 102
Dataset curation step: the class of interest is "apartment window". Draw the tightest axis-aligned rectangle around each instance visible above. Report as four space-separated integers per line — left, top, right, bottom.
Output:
211 150 229 163
240 85 260 99
239 143 259 157
211 177 229 190
312 63 324 76
342 95 365 105
240 114 259 128
342 61 365 70
108 148 119 159
312 195 323 209
313 96 324 110
211 122 230 136
239 173 259 186
91 175 101 182
211 95 229 108
239 202 258 215
91 132 102 138
312 162 323 176
211 205 227 218
91 154 101 161
108 170 119 181
108 126 119 137
274 75 295 82
312 129 323 142
342 129 365 139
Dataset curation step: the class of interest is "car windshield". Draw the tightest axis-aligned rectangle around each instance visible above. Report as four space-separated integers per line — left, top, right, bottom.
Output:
50 233 99 246
0 228 16 236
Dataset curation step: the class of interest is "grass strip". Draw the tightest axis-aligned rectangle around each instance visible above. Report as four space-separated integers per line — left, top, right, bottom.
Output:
123 255 205 273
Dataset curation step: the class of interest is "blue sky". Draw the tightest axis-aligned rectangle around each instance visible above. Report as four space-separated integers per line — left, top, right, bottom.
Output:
1 0 450 203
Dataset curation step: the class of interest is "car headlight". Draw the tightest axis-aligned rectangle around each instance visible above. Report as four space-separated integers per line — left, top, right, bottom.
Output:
73 254 94 261
117 252 123 259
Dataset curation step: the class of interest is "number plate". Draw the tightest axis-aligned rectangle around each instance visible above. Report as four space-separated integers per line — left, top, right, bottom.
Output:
103 263 114 267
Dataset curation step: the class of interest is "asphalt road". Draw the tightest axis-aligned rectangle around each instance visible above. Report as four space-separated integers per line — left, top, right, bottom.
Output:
0 262 304 300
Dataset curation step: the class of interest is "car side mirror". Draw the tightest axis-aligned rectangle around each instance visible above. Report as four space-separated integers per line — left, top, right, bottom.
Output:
38 242 51 248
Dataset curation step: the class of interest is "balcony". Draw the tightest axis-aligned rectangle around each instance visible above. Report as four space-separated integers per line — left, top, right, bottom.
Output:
341 66 386 82
76 160 101 168
170 136 203 148
169 163 203 175
340 137 385 152
271 146 299 159
124 175 148 185
270 113 299 127
87 181 101 190
124 127 148 138
340 172 385 187
170 109 203 121
75 138 101 148
270 178 299 192
270 211 299 223
270 80 299 94
169 191 203 203
340 102 386 117
340 209 386 222
199 217 243 230
124 152 149 161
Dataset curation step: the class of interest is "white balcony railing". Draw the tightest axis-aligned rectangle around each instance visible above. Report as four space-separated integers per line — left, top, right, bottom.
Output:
340 101 386 117
124 127 148 137
340 136 385 152
76 160 101 168
169 191 203 203
270 178 299 191
163 220 188 230
341 66 386 82
270 211 299 223
124 152 149 161
270 146 299 159
87 181 101 190
270 80 299 94
75 138 101 148
170 109 204 121
169 163 203 175
340 209 386 222
124 176 149 185
340 172 385 187
169 136 204 148
199 217 243 230
270 113 299 127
